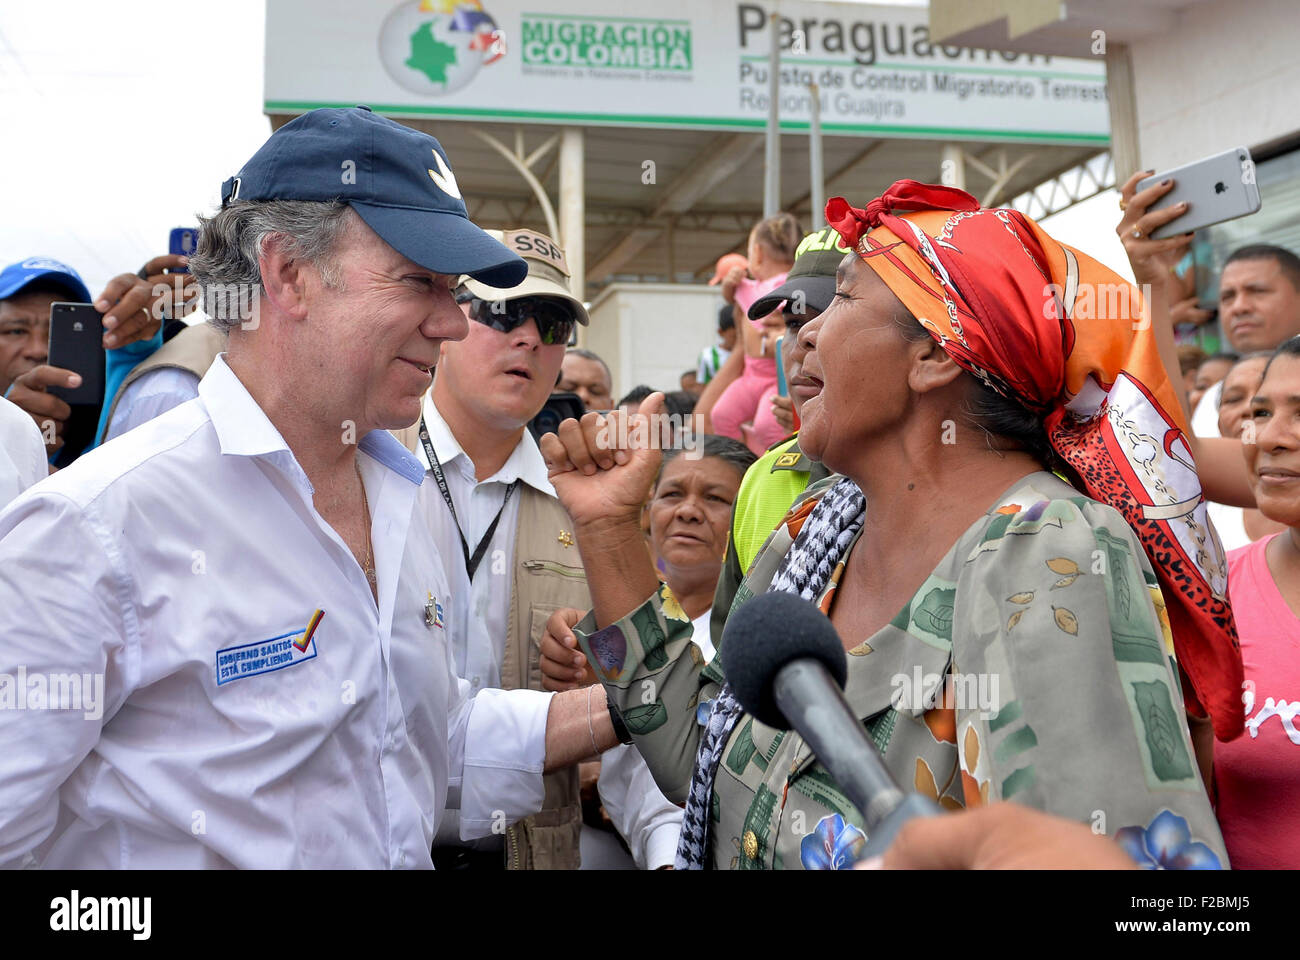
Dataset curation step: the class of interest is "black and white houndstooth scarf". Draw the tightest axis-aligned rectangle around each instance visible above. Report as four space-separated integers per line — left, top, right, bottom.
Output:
673 476 866 869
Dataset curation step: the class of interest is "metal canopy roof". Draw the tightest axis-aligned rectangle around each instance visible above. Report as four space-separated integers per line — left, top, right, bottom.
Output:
269 112 1103 298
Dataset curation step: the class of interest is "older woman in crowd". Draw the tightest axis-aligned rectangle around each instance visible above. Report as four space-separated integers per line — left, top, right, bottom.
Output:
541 434 755 690
541 180 1240 870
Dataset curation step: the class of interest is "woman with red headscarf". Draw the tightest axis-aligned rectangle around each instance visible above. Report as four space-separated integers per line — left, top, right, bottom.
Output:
541 181 1240 870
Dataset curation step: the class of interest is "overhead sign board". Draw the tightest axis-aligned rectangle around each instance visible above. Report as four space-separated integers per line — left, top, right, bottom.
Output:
266 0 1109 144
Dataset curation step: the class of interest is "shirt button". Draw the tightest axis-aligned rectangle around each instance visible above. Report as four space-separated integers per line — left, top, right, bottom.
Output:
398 850 407 866
742 830 759 860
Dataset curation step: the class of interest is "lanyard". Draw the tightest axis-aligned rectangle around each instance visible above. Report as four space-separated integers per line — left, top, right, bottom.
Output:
419 416 519 582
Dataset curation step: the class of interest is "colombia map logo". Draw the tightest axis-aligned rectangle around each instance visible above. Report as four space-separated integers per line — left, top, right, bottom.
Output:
379 1 506 96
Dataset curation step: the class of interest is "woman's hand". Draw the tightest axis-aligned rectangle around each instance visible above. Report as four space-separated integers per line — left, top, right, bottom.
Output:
540 392 667 532
1116 170 1196 290
541 393 671 629
539 607 596 692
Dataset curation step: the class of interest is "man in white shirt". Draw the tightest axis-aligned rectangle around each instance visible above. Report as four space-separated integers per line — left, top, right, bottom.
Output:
394 228 680 869
0 395 46 507
0 107 621 869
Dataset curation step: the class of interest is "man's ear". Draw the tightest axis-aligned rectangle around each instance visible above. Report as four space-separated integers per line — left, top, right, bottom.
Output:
258 235 311 322
907 335 964 395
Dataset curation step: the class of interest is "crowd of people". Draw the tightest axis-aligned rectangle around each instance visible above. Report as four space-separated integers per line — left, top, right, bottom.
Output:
0 105 1296 871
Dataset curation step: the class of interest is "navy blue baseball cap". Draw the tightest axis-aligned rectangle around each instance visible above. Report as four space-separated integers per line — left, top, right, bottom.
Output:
0 257 92 304
220 106 527 288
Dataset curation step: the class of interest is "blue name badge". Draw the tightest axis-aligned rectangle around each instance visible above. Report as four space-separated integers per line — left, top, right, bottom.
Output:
216 610 323 686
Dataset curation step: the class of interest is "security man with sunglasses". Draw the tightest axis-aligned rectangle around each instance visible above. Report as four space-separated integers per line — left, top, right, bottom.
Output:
393 229 681 870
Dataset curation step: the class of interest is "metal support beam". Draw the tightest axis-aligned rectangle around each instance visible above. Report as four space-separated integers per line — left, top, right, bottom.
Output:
941 143 966 190
470 128 561 242
559 127 585 300
1007 151 1114 220
763 12 781 216
1105 43 1142 181
784 141 884 221
807 83 825 229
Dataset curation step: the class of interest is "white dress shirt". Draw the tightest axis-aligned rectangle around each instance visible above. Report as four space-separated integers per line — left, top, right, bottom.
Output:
416 393 553 695
418 393 681 866
0 355 551 869
0 396 47 508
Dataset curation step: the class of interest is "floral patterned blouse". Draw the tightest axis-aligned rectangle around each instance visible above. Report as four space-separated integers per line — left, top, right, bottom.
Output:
574 471 1227 870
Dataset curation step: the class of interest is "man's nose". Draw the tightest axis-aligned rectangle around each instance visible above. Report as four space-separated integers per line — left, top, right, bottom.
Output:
21 329 47 361
512 318 542 349
425 294 469 342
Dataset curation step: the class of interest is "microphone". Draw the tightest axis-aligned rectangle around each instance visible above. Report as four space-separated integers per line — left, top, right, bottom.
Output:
721 591 939 859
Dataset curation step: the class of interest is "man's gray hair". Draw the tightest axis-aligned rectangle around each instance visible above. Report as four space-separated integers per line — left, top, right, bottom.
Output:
188 200 356 333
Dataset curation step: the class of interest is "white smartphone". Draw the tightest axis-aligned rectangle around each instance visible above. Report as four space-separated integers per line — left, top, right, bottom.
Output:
1137 147 1261 239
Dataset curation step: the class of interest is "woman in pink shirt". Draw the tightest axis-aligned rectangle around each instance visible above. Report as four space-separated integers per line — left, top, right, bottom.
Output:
1215 335 1300 868
710 214 799 455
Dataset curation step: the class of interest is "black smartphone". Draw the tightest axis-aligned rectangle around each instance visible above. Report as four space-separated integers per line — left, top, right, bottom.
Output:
528 392 586 443
47 302 106 406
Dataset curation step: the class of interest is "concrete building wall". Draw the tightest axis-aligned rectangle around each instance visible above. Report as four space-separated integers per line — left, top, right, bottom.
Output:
1133 0 1300 170
585 283 724 402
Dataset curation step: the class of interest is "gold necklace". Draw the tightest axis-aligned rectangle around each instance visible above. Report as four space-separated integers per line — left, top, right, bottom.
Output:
355 460 377 588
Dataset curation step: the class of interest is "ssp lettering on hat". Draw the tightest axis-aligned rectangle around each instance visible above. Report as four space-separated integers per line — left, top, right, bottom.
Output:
459 228 590 325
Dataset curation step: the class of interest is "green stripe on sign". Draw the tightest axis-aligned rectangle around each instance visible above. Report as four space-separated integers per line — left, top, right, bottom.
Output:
988 699 1022 733
994 724 1039 764
1001 765 1036 799
262 103 1109 144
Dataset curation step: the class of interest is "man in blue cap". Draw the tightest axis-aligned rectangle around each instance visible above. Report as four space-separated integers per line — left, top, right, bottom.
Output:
0 108 626 868
0 254 189 462
0 258 92 398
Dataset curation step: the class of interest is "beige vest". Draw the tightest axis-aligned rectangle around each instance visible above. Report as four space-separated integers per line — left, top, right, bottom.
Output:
393 421 592 869
104 323 226 429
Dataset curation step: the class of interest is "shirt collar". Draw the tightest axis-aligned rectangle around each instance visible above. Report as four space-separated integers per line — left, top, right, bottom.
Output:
422 391 555 496
199 354 292 458
199 353 424 486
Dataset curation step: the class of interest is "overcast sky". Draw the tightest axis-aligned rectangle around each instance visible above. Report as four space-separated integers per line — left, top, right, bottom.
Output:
0 0 1129 296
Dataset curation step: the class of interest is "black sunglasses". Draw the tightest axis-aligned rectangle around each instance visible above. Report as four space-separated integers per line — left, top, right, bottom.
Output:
456 291 578 346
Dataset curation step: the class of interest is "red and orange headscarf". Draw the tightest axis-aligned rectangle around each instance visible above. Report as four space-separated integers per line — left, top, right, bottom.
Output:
827 179 1243 741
